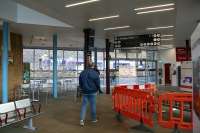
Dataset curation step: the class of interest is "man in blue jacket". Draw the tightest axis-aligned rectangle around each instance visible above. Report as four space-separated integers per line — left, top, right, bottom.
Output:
79 63 102 126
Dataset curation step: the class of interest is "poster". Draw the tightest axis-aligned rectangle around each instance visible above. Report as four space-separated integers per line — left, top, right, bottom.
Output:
176 47 191 61
23 63 30 84
176 47 187 61
193 57 200 120
180 61 192 90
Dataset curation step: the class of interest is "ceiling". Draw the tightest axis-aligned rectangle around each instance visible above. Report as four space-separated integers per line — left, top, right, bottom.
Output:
8 0 200 48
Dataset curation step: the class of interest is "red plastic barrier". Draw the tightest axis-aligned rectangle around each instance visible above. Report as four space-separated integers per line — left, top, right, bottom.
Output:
144 83 157 92
112 86 155 127
132 83 157 92
133 85 139 90
158 93 192 130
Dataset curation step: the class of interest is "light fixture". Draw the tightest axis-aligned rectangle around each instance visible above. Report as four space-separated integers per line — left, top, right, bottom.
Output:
147 26 174 30
134 3 175 11
161 34 174 37
137 8 174 14
104 25 130 31
89 15 119 22
65 0 100 8
161 38 174 41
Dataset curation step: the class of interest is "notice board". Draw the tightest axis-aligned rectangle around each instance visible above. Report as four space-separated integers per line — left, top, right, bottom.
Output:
176 47 187 61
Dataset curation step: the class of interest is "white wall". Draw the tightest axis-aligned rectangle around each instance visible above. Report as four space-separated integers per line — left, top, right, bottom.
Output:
158 48 176 64
158 48 177 85
191 22 200 133
192 43 200 133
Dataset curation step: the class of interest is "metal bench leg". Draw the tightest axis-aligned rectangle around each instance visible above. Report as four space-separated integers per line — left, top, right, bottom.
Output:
23 118 36 131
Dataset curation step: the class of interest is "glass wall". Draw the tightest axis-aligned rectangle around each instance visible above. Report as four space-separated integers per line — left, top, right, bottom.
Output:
23 48 157 91
112 49 157 85
23 49 106 90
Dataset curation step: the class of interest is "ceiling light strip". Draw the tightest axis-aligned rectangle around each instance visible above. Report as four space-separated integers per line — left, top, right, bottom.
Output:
104 26 130 31
89 15 119 22
161 34 174 37
147 26 174 30
134 3 175 11
65 0 100 8
137 8 174 14
161 38 174 41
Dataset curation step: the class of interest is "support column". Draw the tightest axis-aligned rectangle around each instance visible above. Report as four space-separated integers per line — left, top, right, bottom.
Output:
83 28 94 69
2 21 9 103
106 39 110 94
94 47 97 67
186 40 191 61
52 34 58 98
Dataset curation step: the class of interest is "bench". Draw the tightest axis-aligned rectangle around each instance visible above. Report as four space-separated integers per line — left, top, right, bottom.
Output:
0 98 42 131
0 102 16 126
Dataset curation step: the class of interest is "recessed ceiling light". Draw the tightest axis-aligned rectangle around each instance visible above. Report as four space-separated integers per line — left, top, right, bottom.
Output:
147 26 174 30
161 34 174 37
134 3 175 11
137 8 174 14
65 0 100 8
104 26 130 31
89 15 119 22
161 38 174 41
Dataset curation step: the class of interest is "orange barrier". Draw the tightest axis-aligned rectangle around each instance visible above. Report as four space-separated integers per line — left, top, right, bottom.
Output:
112 84 192 131
112 86 155 127
144 83 157 92
132 83 157 92
158 93 192 130
133 85 139 90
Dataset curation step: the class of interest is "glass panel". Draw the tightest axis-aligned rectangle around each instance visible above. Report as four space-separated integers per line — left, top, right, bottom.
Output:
141 50 147 58
109 52 115 58
57 50 64 71
116 50 126 58
118 60 137 85
78 51 84 71
35 49 49 71
97 52 104 70
23 49 34 70
147 51 156 60
64 51 77 71
91 51 95 63
127 52 136 58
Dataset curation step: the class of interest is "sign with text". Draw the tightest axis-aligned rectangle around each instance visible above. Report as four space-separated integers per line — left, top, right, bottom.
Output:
114 33 161 48
176 47 187 61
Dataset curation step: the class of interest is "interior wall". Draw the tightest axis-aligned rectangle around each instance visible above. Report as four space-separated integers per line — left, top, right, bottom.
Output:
157 48 177 85
158 48 176 64
0 31 23 101
192 43 200 132
191 23 200 133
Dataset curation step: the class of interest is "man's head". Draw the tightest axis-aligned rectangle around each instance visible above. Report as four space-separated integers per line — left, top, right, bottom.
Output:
88 62 95 69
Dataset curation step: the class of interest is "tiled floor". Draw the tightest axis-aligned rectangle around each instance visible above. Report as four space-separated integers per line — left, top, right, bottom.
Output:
0 93 192 133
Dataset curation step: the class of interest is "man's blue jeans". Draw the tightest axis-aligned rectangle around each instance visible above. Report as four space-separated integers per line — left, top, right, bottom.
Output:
80 94 97 121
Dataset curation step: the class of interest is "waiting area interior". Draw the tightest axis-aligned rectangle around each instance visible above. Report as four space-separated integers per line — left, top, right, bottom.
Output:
0 0 200 133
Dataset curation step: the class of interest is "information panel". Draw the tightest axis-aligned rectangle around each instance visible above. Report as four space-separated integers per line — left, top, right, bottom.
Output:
114 33 161 48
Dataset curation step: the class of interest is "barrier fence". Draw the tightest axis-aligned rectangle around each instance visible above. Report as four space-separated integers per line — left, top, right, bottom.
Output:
112 85 155 127
112 84 193 132
158 93 192 130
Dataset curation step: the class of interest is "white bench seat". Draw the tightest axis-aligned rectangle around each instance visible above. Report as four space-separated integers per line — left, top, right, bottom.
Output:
0 98 42 130
0 102 17 126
